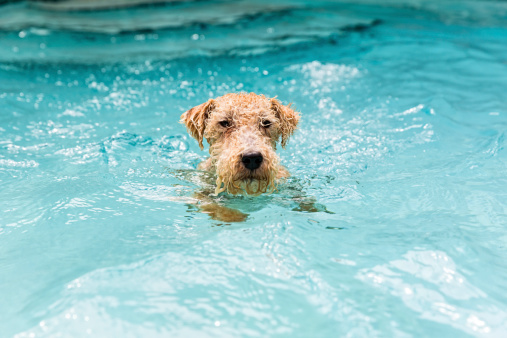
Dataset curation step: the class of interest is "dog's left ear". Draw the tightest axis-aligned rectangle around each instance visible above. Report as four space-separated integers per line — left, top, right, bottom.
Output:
180 99 215 150
270 98 300 148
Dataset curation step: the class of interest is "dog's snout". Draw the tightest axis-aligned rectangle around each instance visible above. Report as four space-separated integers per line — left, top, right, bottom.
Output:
241 152 263 170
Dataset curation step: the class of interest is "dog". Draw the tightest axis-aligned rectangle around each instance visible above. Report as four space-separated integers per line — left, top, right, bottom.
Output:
180 93 300 196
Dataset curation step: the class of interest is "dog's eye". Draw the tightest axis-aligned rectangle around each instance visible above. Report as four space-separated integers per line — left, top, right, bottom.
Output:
262 120 272 128
219 120 231 128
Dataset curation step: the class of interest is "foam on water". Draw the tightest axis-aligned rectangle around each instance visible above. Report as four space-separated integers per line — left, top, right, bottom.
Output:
1 0 507 337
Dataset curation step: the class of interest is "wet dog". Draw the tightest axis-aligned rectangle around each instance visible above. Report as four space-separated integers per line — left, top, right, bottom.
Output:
180 93 300 195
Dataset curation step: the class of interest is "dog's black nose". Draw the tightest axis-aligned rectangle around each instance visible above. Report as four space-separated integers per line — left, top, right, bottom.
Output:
241 152 263 170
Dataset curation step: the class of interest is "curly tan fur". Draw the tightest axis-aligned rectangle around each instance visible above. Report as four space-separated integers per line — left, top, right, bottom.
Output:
180 93 300 195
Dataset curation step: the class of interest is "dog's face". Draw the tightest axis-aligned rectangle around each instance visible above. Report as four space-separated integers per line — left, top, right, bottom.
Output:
181 93 299 195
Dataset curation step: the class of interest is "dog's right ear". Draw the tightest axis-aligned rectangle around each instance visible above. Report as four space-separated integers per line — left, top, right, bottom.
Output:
180 99 215 150
270 98 300 149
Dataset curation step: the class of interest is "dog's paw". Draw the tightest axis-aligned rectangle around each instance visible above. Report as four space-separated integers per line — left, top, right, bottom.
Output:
199 203 248 223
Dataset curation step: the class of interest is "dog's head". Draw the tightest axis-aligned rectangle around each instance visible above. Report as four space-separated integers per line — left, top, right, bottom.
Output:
180 93 300 195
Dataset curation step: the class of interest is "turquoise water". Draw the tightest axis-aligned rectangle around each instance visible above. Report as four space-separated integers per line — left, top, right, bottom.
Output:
1 0 507 336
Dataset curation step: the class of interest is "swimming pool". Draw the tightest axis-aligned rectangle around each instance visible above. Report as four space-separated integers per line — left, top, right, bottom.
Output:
1 0 507 336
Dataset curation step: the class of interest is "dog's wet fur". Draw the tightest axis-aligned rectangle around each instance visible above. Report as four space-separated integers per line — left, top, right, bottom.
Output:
181 93 300 195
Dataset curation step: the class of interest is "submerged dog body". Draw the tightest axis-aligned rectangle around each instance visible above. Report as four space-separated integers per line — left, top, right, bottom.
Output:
180 93 300 195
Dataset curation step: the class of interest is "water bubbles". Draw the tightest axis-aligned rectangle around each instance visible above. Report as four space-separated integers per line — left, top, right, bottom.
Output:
287 61 360 94
2 2 507 337
30 28 51 36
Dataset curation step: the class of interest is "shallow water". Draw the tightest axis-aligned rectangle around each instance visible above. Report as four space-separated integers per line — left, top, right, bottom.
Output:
1 0 507 337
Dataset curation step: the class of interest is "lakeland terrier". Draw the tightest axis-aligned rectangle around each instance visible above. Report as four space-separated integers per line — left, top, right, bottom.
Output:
180 93 300 195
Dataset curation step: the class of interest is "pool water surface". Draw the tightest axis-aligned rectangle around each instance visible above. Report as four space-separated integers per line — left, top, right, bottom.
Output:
1 0 507 336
